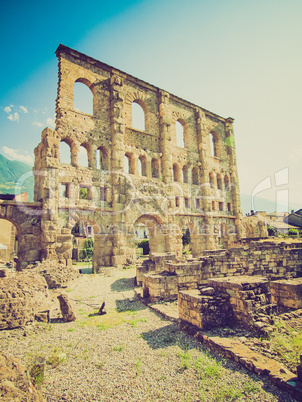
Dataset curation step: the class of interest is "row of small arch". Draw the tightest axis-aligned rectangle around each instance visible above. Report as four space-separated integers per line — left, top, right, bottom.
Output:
73 81 219 155
60 140 226 187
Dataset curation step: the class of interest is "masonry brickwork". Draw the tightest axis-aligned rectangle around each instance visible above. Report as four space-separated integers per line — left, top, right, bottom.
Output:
31 44 247 269
0 45 267 270
140 241 302 302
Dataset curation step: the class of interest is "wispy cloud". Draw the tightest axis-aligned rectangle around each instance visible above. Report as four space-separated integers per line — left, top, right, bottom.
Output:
2 146 34 165
20 106 28 113
46 117 55 128
4 106 11 113
33 121 43 127
7 112 19 122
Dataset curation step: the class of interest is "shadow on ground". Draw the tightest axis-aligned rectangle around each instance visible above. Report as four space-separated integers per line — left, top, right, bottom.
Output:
111 277 136 292
140 323 197 350
116 297 147 312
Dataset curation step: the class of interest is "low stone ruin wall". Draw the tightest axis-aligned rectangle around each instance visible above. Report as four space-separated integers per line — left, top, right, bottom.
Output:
136 252 177 286
0 272 51 330
179 276 302 333
270 278 302 309
179 287 233 330
140 241 302 302
142 272 178 301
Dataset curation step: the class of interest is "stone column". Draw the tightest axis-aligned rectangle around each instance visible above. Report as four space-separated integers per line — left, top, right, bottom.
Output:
159 91 173 184
225 118 242 241
195 109 216 250
108 74 135 267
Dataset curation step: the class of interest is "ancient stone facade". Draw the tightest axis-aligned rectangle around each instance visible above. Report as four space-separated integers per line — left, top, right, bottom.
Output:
32 44 243 269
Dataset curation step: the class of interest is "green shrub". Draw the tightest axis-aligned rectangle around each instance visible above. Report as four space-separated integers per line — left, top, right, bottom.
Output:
267 225 276 236
137 239 150 255
288 228 299 237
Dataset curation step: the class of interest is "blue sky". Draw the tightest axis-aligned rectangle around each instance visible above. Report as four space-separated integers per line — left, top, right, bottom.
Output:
1 0 301 213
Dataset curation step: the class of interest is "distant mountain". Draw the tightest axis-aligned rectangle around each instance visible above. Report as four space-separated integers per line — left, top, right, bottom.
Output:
240 193 300 216
0 154 34 201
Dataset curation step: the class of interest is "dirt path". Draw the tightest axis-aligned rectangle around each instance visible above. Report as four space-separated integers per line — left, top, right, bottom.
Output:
0 268 296 401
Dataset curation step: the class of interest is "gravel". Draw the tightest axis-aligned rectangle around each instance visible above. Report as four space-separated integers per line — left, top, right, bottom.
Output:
0 268 296 401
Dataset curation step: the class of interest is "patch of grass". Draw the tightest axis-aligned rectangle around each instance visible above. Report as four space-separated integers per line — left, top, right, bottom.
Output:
29 360 45 387
46 348 66 368
212 382 243 401
96 361 106 369
96 323 110 331
268 319 302 370
135 358 142 375
177 350 192 371
112 345 125 352
242 378 261 394
67 328 75 332
127 318 147 328
194 355 223 380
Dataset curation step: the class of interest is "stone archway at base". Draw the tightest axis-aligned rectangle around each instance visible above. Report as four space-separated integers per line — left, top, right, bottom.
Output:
134 214 167 254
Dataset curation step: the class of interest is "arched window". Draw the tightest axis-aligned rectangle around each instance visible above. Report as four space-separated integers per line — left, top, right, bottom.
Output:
74 80 93 115
138 156 147 176
224 175 230 191
173 163 180 182
210 132 218 157
192 167 199 185
60 140 72 164
78 144 89 167
96 147 108 170
217 174 223 190
176 120 185 148
124 153 135 174
209 172 215 188
132 101 145 131
151 158 160 178
124 155 130 174
182 165 188 183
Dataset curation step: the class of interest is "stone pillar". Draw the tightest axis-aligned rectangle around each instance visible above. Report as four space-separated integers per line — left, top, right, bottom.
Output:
225 118 242 241
159 91 173 184
195 109 215 250
108 74 135 267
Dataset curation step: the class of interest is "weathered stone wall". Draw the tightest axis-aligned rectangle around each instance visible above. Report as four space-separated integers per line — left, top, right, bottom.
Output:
270 278 302 309
179 287 233 330
179 275 302 333
32 44 244 269
0 272 50 330
0 201 42 270
141 241 302 301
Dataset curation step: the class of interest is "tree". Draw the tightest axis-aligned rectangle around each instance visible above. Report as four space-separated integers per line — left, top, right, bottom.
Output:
79 187 88 200
267 225 276 236
137 239 150 255
83 238 94 259
182 228 191 246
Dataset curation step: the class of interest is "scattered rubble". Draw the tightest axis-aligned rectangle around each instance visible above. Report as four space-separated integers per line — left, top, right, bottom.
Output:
27 260 79 289
0 351 45 401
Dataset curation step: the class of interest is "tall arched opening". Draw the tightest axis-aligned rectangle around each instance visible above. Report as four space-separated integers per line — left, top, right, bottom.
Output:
134 215 167 254
0 218 19 267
